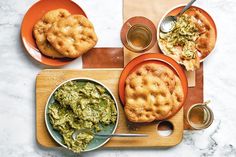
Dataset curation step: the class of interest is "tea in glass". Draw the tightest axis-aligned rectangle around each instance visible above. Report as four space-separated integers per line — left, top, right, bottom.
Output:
126 24 152 52
186 101 214 129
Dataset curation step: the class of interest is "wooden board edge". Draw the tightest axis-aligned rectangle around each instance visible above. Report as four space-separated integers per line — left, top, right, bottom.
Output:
35 69 184 148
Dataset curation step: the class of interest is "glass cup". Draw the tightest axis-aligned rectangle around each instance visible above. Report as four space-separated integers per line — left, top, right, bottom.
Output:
186 100 214 130
125 23 152 52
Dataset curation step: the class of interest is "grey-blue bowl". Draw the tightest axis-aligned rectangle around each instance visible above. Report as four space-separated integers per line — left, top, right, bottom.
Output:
45 78 119 152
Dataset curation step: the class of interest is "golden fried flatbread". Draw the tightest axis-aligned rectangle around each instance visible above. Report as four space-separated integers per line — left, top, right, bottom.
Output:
193 10 216 58
47 15 98 58
33 9 71 58
124 63 184 122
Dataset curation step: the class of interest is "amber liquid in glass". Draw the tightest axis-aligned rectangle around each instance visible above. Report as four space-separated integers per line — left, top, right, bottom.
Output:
189 106 206 125
187 103 213 129
126 24 152 52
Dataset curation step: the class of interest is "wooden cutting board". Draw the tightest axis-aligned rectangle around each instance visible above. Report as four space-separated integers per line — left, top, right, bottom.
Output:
36 69 183 148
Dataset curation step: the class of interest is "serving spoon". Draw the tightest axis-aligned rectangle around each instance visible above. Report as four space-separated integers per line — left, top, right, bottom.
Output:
72 128 148 140
160 0 197 33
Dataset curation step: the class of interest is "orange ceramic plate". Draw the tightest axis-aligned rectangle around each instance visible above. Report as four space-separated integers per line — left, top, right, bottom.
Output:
119 53 188 118
21 0 87 66
157 5 217 62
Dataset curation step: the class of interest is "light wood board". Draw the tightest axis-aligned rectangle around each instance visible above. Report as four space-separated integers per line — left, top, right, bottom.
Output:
36 69 183 148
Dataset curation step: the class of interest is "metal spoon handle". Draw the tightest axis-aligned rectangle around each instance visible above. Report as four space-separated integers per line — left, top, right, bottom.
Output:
203 100 211 106
177 0 197 17
95 133 148 137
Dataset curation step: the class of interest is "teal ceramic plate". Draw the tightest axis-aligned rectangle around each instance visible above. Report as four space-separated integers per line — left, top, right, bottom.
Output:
45 78 119 152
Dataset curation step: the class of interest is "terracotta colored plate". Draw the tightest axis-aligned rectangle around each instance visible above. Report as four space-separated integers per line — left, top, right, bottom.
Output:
157 5 217 62
21 0 87 66
120 16 157 53
118 53 188 118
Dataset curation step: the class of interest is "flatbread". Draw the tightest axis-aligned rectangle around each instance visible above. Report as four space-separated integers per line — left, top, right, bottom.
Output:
47 15 98 58
124 63 184 122
191 9 216 58
33 9 71 58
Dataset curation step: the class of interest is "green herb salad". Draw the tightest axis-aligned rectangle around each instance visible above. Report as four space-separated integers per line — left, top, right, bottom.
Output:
47 80 117 153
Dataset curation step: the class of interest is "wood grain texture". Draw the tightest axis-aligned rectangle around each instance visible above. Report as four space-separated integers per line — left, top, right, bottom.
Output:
80 47 203 130
36 69 183 148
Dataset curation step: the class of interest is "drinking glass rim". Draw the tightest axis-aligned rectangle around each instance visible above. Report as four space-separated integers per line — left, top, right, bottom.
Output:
186 103 214 130
125 24 153 52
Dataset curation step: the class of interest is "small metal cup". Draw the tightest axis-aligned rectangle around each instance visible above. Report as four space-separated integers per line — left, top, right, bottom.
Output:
186 100 214 130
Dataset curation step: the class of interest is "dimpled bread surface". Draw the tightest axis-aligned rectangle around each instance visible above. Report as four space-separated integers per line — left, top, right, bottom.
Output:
187 8 215 59
46 15 98 58
194 10 215 58
33 9 71 58
124 63 184 122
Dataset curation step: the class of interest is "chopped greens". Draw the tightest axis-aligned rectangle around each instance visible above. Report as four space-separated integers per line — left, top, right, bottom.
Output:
48 80 117 153
160 14 200 60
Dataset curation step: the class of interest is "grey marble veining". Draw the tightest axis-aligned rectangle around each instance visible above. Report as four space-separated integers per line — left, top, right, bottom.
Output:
0 0 236 156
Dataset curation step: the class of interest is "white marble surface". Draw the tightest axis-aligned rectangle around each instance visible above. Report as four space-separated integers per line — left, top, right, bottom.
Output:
0 0 236 156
